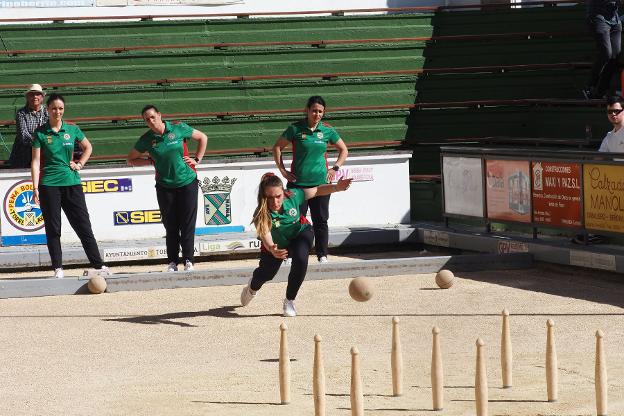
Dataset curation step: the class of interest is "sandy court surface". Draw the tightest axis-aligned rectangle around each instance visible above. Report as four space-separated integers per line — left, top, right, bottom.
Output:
0 264 622 416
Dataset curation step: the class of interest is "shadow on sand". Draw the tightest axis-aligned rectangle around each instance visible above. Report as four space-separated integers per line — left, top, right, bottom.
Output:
103 305 280 327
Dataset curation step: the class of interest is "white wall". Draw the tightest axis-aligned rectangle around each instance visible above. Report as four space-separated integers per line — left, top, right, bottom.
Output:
0 0 451 21
0 152 411 246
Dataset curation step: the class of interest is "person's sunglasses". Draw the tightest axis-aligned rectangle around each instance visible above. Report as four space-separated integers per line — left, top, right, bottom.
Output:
607 108 624 115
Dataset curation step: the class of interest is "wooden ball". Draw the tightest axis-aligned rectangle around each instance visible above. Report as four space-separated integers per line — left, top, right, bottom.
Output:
349 277 373 302
87 276 107 294
435 269 454 289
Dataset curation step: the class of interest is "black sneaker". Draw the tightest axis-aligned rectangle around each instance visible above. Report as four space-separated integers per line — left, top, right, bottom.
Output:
572 234 605 244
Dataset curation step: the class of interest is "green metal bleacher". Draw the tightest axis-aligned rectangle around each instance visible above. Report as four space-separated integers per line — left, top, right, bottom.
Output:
0 11 436 160
0 1 606 170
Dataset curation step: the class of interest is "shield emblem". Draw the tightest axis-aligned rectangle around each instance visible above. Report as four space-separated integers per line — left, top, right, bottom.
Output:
204 192 232 225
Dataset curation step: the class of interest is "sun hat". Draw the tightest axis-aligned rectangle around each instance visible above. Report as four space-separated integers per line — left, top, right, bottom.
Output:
25 84 45 96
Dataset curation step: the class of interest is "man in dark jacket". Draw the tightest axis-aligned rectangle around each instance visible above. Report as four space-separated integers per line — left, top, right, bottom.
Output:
584 0 622 99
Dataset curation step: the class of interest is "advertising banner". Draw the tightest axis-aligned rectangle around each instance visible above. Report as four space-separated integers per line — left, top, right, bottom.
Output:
442 156 484 218
583 164 624 233
0 153 411 246
485 159 531 223
531 161 582 228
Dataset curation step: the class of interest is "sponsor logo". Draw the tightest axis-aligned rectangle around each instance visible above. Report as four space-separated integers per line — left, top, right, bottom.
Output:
201 176 237 225
167 133 176 140
63 133 70 140
335 166 374 182
497 240 529 254
288 207 297 217
227 241 245 250
104 245 199 261
3 180 44 232
82 178 133 194
532 162 543 191
200 241 246 253
113 209 161 225
317 132 323 139
199 239 258 254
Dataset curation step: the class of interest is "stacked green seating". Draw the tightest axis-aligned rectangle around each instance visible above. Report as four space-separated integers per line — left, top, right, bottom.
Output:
0 13 435 160
406 3 605 153
0 4 606 165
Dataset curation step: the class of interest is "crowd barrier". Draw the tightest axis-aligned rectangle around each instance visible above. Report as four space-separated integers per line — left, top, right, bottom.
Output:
441 146 624 239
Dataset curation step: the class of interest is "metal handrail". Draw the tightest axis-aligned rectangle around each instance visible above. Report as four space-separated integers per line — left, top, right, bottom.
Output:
0 62 590 91
0 98 605 127
0 31 586 56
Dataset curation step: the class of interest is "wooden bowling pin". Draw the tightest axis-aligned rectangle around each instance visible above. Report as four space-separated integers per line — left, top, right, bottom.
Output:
351 346 364 416
391 317 403 396
431 326 444 411
501 309 512 388
279 323 290 404
546 319 558 402
595 330 607 416
313 334 326 416
475 338 488 416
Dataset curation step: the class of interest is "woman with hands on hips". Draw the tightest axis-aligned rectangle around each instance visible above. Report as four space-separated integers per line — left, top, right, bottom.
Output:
127 105 208 273
31 93 110 279
240 172 352 317
273 96 348 264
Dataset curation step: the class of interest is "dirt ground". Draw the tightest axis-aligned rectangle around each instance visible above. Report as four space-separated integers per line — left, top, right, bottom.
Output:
0 261 622 416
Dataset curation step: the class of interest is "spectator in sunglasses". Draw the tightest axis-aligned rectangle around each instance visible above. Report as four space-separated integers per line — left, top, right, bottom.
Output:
573 95 624 244
598 95 624 152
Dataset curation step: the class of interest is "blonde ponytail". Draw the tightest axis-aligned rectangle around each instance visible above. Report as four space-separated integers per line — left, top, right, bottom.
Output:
252 173 284 237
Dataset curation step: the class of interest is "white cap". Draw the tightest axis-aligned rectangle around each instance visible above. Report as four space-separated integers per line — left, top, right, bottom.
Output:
25 84 45 96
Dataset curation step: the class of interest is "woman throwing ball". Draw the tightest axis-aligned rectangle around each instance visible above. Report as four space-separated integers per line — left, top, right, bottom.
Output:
240 172 352 317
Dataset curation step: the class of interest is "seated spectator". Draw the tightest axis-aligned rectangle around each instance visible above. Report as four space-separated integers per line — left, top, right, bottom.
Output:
8 84 49 169
598 94 624 152
573 95 624 244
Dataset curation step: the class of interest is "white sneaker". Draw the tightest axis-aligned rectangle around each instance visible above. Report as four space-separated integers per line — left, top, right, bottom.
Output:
97 265 112 277
318 256 329 264
240 280 256 307
283 298 297 317
283 258 292 266
166 262 178 272
54 268 64 279
184 260 194 271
